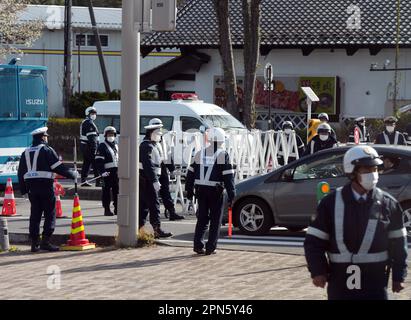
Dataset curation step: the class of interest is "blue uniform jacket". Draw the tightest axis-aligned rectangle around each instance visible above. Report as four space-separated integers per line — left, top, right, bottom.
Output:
185 144 236 202
17 141 75 194
304 184 408 283
80 117 99 152
95 140 118 175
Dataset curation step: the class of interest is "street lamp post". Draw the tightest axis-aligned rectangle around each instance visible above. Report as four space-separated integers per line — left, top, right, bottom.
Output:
264 63 273 130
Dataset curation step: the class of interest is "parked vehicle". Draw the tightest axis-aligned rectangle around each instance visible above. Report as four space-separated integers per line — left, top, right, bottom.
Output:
231 145 411 236
0 63 48 186
92 94 246 165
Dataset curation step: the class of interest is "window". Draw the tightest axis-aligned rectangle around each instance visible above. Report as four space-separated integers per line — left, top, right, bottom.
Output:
75 34 109 48
292 153 345 181
379 153 411 175
180 116 204 132
140 116 173 135
94 115 114 131
201 114 245 130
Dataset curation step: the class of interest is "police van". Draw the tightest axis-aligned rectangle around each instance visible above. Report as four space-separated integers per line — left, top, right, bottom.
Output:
92 93 246 165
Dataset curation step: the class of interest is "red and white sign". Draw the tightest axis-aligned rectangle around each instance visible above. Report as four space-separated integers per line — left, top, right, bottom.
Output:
354 127 360 144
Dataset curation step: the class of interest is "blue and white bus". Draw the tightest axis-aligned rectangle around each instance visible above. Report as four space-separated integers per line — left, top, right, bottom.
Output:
0 64 48 186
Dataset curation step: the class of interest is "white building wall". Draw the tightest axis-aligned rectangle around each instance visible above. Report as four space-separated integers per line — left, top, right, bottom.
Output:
8 29 177 116
185 48 411 119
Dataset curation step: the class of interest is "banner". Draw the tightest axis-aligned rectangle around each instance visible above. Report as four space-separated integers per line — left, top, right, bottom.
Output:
213 76 337 115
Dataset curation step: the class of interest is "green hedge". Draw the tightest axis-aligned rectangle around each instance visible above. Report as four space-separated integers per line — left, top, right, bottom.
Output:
47 118 82 161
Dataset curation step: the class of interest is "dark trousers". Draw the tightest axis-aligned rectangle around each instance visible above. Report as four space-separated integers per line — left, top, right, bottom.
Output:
139 178 161 229
159 173 175 214
194 186 224 252
28 189 56 239
102 173 119 212
80 143 98 181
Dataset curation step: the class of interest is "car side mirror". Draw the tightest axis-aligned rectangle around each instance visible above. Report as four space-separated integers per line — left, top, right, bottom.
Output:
283 169 294 181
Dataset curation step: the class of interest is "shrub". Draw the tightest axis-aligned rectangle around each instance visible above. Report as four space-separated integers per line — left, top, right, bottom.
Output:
47 117 82 161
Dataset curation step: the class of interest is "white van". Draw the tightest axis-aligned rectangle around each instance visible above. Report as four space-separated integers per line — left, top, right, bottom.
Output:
93 97 245 137
92 95 246 164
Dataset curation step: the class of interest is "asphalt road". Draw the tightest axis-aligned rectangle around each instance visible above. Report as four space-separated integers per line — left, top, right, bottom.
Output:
4 197 306 254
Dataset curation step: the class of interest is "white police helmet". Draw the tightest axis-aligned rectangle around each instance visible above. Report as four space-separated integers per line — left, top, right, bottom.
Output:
318 113 329 121
104 126 117 136
31 127 49 136
144 118 163 130
282 121 293 130
209 127 226 143
343 145 383 174
355 116 365 123
85 106 97 115
317 122 332 134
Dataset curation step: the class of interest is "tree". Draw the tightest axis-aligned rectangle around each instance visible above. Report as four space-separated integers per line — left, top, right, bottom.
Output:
0 0 43 59
213 0 239 119
242 0 261 128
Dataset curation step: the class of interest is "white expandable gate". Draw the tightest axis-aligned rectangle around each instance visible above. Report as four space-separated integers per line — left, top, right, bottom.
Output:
160 129 300 212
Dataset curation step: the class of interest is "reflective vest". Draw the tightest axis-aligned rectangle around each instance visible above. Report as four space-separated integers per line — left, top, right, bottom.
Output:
102 141 118 169
328 187 387 264
383 131 400 145
23 145 56 180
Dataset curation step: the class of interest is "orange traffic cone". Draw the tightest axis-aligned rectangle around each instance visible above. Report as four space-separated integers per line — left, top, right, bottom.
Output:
54 179 68 219
1 178 16 217
60 195 95 251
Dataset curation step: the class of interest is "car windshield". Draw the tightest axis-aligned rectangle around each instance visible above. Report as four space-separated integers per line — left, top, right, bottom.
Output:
201 115 245 130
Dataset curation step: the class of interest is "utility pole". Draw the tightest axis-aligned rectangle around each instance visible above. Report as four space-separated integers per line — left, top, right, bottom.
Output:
63 0 73 117
77 33 81 93
118 0 140 247
393 0 401 114
117 0 177 247
88 0 111 93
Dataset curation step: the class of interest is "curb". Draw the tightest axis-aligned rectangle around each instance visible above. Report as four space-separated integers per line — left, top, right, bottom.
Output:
10 233 116 247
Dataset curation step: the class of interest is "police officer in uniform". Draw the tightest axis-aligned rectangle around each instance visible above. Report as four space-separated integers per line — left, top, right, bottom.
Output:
277 121 305 165
349 116 370 143
157 140 184 221
80 106 99 186
95 126 119 216
374 116 407 146
304 145 408 300
139 118 173 238
303 123 337 156
186 127 236 255
17 127 76 252
318 112 337 140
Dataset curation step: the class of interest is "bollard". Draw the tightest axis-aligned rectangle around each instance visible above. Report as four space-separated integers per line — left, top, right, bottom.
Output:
0 217 10 251
317 181 330 204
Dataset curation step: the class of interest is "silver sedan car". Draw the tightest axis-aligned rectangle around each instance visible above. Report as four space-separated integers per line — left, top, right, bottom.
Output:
231 145 411 236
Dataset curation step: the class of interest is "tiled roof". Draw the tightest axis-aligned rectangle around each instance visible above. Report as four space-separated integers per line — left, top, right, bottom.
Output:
20 5 122 30
142 0 411 50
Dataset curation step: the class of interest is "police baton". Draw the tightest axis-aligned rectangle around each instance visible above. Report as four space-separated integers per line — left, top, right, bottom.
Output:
73 138 78 195
66 175 103 191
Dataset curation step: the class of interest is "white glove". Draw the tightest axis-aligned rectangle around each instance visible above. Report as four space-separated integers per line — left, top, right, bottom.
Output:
71 170 80 179
102 172 110 177
153 181 161 192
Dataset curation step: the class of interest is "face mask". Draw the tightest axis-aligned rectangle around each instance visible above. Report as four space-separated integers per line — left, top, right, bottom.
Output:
386 126 395 133
284 129 292 135
319 134 329 141
106 136 115 143
359 172 379 191
151 129 162 142
90 114 97 121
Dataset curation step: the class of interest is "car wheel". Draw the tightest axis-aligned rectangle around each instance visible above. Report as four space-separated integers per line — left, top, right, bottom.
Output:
235 198 273 235
401 201 411 237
